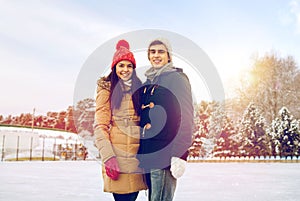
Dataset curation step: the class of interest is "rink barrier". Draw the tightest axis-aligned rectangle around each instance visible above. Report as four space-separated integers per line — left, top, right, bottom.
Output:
187 156 300 163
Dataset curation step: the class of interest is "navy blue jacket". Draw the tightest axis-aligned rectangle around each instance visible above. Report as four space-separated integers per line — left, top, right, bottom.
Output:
138 68 193 170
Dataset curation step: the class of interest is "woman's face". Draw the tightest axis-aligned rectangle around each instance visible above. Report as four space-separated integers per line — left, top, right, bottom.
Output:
115 60 134 81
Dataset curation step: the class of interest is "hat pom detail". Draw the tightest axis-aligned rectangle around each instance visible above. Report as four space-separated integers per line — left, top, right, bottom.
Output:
111 39 136 69
116 40 130 50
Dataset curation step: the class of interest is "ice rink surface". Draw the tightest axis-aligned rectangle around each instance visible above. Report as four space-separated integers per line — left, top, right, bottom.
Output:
1 161 299 201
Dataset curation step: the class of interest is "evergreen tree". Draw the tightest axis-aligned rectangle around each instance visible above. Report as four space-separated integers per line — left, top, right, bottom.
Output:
74 98 95 134
53 111 66 130
236 103 269 157
207 101 226 156
65 106 77 133
189 101 227 158
213 116 238 157
268 107 300 157
208 101 226 138
189 101 209 158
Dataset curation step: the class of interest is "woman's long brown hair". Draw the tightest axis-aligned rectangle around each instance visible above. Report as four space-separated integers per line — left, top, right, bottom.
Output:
107 66 142 115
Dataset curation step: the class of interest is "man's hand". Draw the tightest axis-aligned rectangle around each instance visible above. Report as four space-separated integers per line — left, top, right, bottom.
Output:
170 157 186 179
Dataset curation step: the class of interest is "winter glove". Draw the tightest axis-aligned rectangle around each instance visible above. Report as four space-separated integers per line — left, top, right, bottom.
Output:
104 157 120 180
170 157 186 179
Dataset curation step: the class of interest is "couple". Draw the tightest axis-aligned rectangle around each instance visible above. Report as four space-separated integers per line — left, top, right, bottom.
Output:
94 38 194 201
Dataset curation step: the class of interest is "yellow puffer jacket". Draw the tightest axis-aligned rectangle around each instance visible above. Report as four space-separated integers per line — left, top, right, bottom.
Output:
94 77 147 194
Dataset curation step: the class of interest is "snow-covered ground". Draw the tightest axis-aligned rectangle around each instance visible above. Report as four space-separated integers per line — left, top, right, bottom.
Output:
1 161 299 201
1 126 300 200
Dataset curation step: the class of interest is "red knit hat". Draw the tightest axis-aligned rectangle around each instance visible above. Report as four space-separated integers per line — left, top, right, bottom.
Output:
111 39 136 69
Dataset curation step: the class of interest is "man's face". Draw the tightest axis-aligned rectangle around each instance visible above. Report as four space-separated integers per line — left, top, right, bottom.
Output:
148 44 169 69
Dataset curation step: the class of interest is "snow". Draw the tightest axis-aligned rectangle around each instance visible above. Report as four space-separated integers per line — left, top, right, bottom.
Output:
1 161 299 201
0 127 79 140
1 127 300 200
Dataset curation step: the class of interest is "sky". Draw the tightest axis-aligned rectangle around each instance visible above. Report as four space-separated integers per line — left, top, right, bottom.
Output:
0 0 300 117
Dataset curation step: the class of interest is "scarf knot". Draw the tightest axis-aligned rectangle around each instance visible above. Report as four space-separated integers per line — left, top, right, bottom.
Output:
144 62 176 83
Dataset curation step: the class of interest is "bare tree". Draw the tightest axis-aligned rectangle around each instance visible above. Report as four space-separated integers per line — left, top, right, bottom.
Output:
236 51 299 124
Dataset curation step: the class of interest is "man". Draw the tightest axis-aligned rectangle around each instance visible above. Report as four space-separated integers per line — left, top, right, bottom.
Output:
138 38 194 201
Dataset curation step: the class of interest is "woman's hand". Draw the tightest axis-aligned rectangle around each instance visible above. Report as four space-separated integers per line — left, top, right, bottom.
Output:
104 157 120 180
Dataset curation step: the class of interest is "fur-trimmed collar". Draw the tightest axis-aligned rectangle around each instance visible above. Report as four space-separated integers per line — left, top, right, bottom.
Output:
97 76 111 91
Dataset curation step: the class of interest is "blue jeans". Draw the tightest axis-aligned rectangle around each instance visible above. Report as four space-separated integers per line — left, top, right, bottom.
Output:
147 169 177 201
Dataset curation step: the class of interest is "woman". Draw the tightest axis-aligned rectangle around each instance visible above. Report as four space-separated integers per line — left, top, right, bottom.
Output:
94 40 147 201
